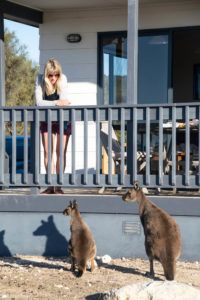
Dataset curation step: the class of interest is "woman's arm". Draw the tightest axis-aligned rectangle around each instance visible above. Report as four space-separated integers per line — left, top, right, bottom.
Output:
35 74 57 106
56 74 71 106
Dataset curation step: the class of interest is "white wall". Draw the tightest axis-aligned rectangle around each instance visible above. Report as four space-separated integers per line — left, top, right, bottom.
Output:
140 1 200 30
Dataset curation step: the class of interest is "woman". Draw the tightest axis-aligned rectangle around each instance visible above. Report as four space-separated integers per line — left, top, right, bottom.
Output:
35 59 71 194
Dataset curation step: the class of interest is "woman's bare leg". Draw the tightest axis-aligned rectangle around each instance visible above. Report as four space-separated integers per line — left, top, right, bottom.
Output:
56 134 70 174
41 132 56 173
41 132 56 193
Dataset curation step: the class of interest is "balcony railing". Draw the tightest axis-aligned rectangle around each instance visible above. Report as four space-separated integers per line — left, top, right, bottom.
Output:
0 103 200 189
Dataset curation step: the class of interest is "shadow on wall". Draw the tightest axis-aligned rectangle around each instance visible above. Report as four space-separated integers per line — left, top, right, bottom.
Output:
0 230 12 256
33 216 68 257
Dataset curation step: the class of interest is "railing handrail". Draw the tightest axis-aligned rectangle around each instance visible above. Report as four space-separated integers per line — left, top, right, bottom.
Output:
1 101 200 110
0 103 200 189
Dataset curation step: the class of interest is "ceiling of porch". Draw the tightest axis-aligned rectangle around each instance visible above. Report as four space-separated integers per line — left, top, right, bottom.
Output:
10 0 197 11
11 0 126 11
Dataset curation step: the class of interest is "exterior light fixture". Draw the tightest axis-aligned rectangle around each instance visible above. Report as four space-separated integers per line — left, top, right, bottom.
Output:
66 34 82 43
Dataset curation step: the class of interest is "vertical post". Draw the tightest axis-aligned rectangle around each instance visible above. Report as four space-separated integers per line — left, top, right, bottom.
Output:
126 0 138 184
158 107 163 185
127 0 138 104
0 3 6 190
95 108 100 185
0 0 5 107
145 107 150 185
83 108 88 185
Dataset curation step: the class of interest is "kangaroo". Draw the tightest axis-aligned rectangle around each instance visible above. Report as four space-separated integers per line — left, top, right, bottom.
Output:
63 200 96 277
123 181 181 280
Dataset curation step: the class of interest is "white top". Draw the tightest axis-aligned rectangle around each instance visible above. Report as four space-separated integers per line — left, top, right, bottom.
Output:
35 73 68 106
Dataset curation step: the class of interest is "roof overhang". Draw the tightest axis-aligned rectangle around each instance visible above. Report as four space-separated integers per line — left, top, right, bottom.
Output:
7 0 199 12
3 0 43 27
8 0 126 11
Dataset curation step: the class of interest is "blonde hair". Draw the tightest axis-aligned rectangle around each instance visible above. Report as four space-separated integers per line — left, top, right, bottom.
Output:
44 59 62 95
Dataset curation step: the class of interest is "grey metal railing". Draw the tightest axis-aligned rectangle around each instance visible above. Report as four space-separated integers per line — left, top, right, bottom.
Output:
0 103 200 189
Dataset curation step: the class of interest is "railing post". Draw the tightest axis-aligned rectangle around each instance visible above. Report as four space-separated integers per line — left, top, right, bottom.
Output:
127 107 137 183
29 120 40 195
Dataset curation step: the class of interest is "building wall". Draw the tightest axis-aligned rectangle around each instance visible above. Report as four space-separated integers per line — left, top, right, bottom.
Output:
0 195 199 259
0 211 199 261
140 1 200 30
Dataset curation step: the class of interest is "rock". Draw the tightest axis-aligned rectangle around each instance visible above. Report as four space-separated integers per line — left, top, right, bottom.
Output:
103 281 200 300
142 187 148 194
121 257 126 261
86 259 98 269
101 255 112 264
98 187 105 194
55 284 63 289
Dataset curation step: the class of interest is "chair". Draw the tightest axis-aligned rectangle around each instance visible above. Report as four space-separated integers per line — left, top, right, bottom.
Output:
98 122 126 194
99 122 149 193
100 122 149 175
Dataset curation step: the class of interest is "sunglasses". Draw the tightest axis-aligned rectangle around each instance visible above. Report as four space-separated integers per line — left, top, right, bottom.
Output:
48 73 60 78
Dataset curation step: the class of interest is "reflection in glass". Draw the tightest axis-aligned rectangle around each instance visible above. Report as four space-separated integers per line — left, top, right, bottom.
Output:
103 35 127 105
138 35 169 104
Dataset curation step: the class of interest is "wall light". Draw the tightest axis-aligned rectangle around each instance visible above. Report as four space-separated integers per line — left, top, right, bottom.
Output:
66 34 82 43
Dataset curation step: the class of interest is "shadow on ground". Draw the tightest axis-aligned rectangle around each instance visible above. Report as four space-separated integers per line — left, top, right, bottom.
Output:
0 256 70 271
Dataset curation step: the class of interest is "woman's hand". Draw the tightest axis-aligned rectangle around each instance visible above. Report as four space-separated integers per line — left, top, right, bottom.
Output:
56 100 71 106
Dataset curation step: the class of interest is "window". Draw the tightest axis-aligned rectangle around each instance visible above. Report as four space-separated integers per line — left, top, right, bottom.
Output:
138 33 169 104
98 31 170 105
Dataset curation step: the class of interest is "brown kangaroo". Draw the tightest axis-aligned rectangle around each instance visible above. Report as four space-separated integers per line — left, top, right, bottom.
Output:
123 181 181 280
63 200 96 277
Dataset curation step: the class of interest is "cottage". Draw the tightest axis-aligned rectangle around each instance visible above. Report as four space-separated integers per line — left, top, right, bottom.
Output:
0 0 200 259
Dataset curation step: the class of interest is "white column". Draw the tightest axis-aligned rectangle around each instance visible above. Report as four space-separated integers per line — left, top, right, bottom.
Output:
127 0 138 104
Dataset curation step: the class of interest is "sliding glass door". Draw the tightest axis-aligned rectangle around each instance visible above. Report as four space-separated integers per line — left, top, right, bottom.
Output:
138 33 169 104
98 31 170 105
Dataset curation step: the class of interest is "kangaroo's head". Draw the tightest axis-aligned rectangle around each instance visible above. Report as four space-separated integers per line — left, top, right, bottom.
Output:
122 181 141 202
63 200 78 216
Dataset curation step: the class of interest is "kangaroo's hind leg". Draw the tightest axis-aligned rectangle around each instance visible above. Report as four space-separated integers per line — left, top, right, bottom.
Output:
145 258 154 278
163 259 176 280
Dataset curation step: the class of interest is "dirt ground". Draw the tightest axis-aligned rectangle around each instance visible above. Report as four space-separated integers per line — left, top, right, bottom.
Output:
0 256 199 299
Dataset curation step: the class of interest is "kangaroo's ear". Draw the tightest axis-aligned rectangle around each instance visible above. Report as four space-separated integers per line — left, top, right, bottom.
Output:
69 200 73 207
73 200 78 208
133 181 140 191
